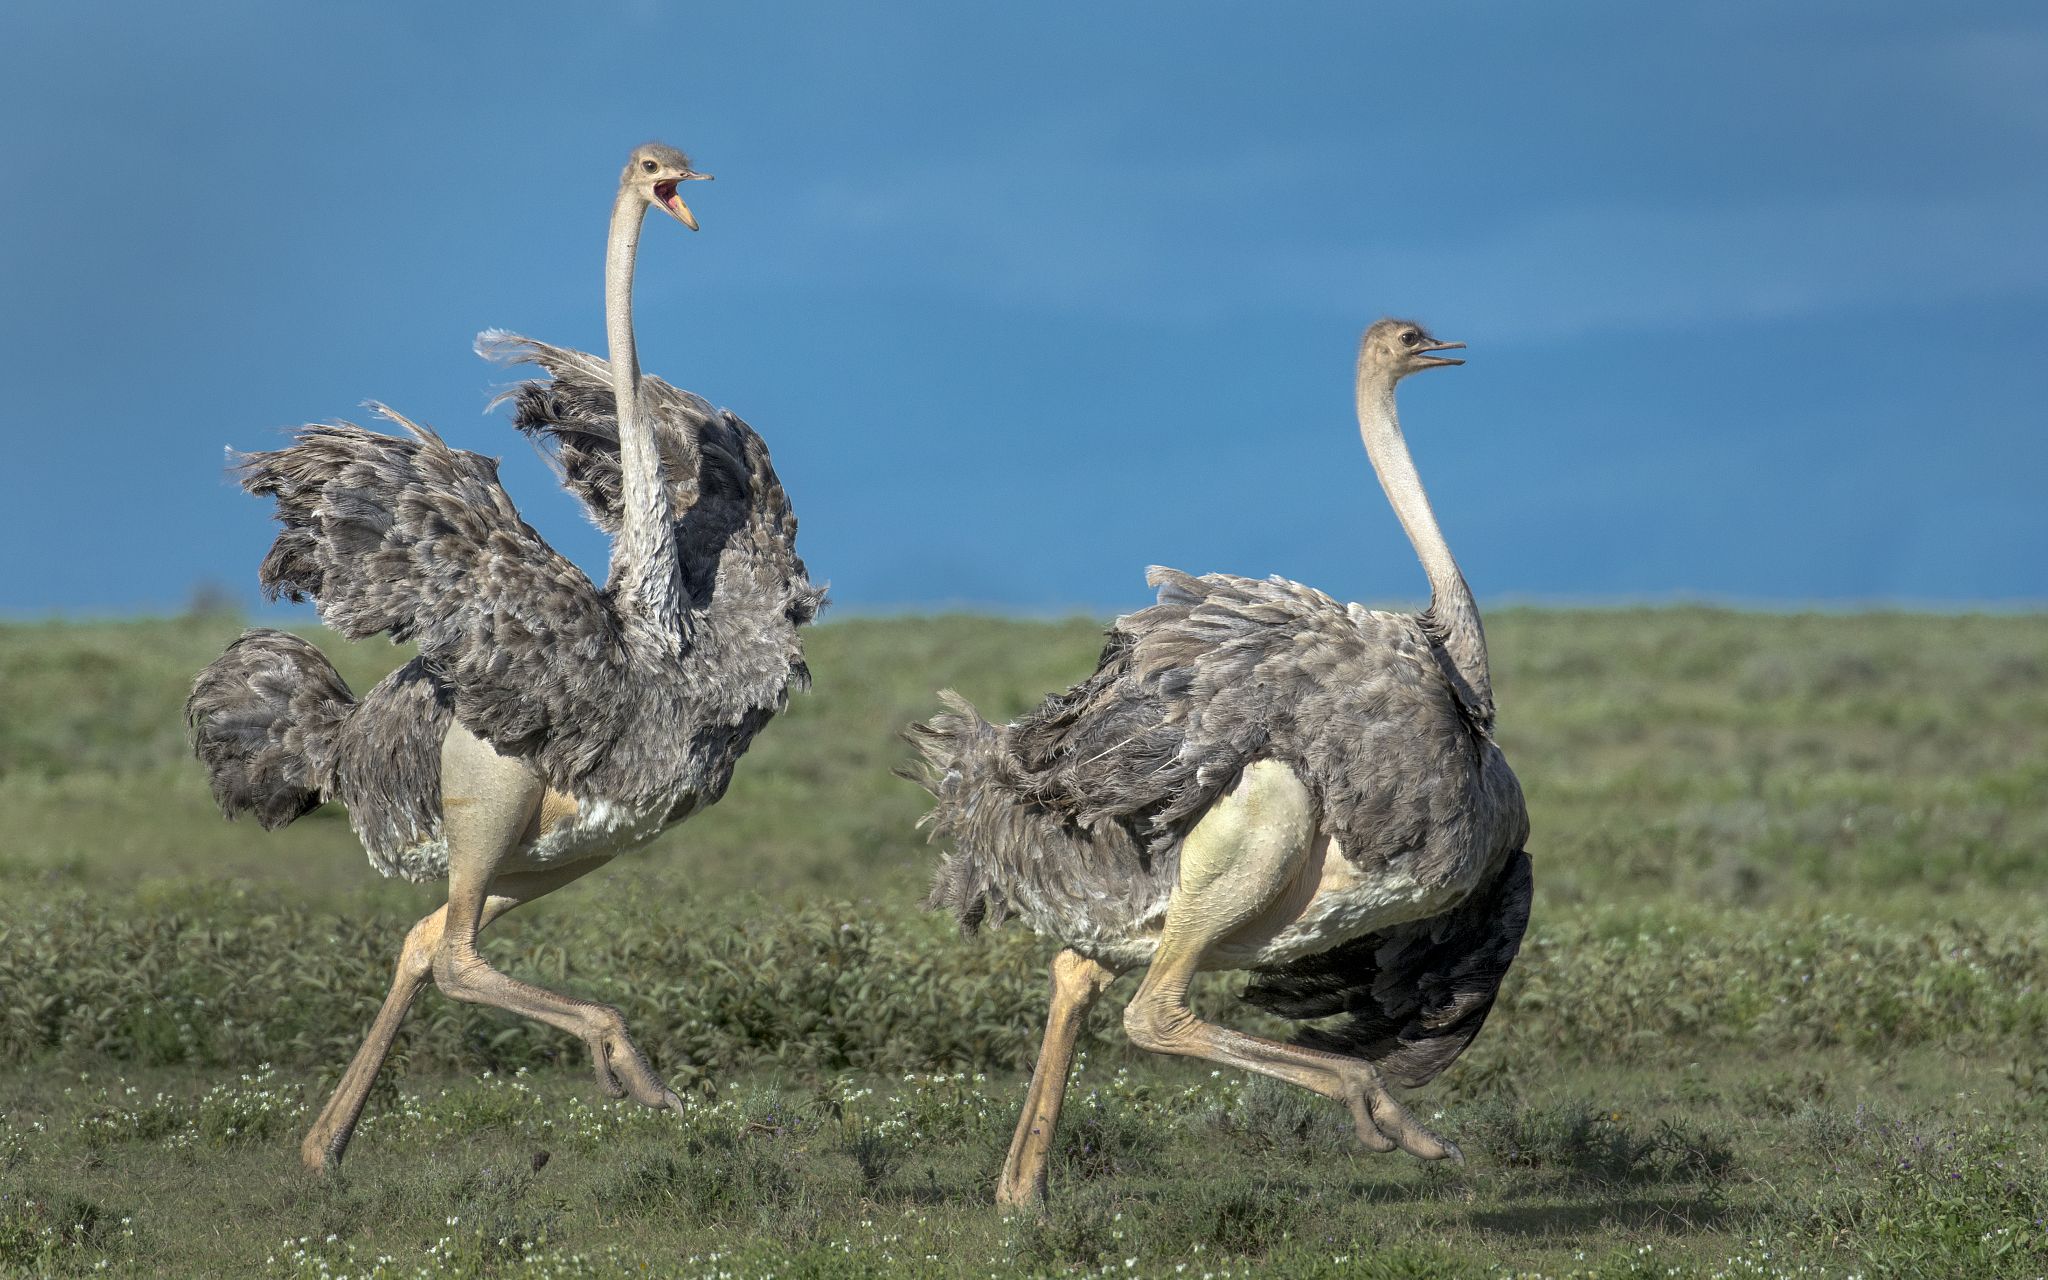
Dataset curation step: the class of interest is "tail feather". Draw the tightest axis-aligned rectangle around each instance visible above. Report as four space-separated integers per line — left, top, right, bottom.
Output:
901 692 1011 931
901 691 1164 939
186 629 355 830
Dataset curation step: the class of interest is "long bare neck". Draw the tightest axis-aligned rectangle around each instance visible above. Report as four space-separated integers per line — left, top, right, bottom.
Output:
1355 371 1494 723
605 185 685 643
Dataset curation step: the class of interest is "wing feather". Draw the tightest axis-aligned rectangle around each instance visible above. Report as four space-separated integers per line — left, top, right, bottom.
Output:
235 409 626 769
479 331 821 629
1005 568 1399 848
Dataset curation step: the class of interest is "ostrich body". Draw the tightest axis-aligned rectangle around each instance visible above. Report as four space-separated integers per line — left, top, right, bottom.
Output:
187 144 820 1173
906 320 1531 1208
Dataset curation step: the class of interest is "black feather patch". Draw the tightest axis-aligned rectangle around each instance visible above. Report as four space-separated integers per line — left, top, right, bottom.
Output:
1241 849 1533 1088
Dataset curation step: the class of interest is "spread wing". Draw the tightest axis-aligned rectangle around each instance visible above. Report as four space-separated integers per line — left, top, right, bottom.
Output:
478 331 821 627
477 331 716 538
235 409 629 775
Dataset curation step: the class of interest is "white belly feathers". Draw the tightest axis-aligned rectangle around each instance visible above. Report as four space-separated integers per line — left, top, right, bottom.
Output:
374 789 688 883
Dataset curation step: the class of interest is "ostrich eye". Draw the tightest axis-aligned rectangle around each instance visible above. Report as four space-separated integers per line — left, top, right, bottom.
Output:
641 159 658 173
1401 331 1421 347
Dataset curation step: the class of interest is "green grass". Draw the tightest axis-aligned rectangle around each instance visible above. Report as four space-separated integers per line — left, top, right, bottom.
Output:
1 609 2045 1277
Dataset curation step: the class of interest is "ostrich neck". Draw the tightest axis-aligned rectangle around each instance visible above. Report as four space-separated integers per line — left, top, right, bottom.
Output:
605 187 685 643
1356 375 1494 723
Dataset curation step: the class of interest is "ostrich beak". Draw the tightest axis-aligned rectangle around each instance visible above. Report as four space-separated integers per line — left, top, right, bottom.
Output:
1415 340 1466 368
653 172 713 230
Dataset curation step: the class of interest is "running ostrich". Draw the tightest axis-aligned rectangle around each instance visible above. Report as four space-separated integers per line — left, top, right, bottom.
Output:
906 319 1532 1208
187 142 821 1173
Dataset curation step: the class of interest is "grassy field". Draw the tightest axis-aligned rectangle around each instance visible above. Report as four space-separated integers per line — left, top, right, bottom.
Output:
1 609 2044 1278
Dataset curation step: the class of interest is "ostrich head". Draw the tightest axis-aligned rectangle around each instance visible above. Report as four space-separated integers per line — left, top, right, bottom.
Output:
1359 318 1465 382
621 142 713 231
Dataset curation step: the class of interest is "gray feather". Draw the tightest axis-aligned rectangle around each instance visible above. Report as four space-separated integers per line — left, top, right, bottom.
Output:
186 629 353 830
192 335 820 882
908 568 1527 938
906 565 1530 1082
232 410 630 780
480 330 825 629
904 684 1166 941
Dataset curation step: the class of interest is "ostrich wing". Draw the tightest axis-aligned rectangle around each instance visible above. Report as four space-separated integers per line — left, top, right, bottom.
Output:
1240 848 1533 1088
235 410 627 774
1007 568 1411 849
912 568 1469 936
479 332 821 630
477 331 711 536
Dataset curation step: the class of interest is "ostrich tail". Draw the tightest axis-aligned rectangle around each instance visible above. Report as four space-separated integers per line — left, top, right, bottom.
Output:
901 692 1162 939
900 691 1011 931
186 629 355 830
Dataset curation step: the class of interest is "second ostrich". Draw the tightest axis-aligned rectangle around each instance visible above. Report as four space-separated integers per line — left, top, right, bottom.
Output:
906 319 1532 1208
187 143 821 1172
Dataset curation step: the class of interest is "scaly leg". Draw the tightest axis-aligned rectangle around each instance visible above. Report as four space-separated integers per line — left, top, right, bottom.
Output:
1120 762 1459 1167
430 724 685 1116
299 855 613 1174
996 949 1119 1210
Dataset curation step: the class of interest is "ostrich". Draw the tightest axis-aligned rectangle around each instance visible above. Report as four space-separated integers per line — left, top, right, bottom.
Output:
905 319 1532 1208
186 142 821 1173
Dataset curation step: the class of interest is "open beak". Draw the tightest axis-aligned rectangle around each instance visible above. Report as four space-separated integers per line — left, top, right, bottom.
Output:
1416 340 1466 368
652 171 713 231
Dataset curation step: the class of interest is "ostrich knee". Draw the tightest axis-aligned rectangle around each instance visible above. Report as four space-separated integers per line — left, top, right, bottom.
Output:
1122 994 1198 1055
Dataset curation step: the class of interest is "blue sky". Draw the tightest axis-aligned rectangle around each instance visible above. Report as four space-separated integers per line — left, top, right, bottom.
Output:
2 1 2043 616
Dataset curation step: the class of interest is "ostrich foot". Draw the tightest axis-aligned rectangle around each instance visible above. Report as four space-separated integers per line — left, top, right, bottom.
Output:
586 1018 686 1116
1344 1080 1461 1163
300 1130 342 1176
996 1156 1058 1215
994 1172 1043 1213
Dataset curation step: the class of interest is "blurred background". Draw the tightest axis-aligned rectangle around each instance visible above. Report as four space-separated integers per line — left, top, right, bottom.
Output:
4 0 2044 617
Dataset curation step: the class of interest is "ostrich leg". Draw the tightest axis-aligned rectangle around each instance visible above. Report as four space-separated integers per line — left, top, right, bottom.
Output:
1119 762 1460 1166
300 854 614 1173
996 949 1118 1210
428 725 686 1115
